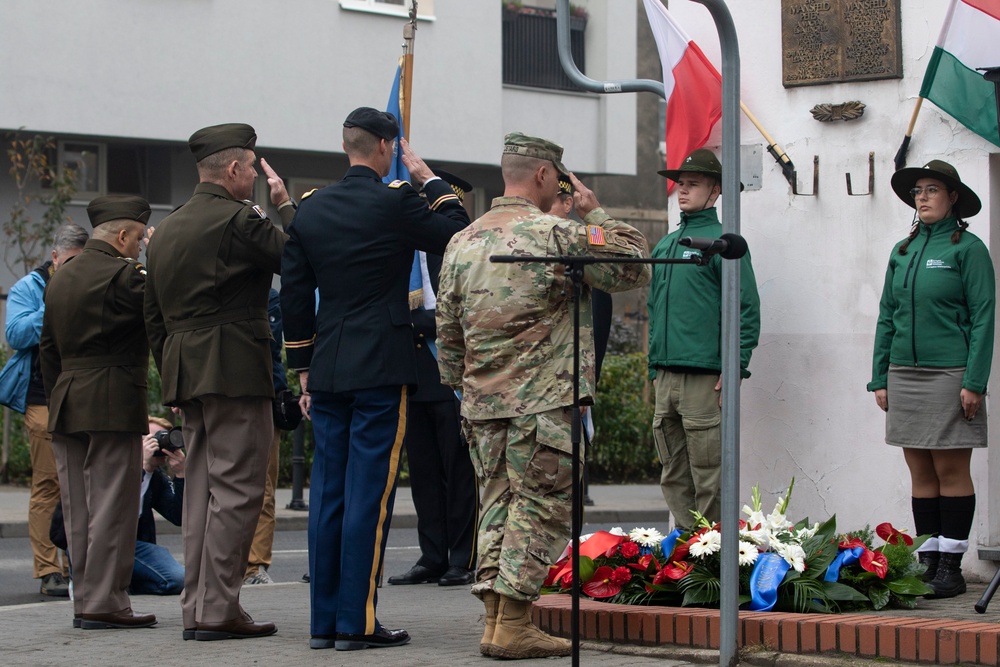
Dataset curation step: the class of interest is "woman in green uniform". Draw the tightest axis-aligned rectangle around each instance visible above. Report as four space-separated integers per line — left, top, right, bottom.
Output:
869 160 994 599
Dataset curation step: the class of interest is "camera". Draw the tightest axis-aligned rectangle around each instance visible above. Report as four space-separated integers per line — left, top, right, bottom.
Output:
153 428 184 456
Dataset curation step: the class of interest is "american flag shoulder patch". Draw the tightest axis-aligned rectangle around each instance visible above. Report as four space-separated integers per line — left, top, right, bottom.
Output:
587 225 606 247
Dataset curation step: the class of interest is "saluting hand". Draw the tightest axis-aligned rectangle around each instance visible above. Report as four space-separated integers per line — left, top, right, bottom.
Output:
399 139 433 189
570 173 600 218
261 158 291 208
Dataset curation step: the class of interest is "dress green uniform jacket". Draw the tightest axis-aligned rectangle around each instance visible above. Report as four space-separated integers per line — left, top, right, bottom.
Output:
39 239 149 434
868 216 995 394
646 208 760 379
144 183 293 404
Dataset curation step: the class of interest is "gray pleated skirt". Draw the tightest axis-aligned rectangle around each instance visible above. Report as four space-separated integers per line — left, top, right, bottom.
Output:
885 364 988 449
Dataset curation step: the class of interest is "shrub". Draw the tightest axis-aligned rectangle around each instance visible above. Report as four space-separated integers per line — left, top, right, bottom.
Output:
590 352 658 483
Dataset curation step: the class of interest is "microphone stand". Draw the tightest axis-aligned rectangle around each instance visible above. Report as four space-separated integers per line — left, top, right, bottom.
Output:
489 253 715 667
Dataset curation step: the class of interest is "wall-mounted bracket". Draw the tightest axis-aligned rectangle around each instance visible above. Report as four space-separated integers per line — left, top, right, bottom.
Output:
846 152 874 196
791 155 819 196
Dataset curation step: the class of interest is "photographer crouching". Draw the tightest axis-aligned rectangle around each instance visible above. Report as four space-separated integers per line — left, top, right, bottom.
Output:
50 416 186 597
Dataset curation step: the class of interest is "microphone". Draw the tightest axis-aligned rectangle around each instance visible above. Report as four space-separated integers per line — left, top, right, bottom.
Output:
678 233 748 260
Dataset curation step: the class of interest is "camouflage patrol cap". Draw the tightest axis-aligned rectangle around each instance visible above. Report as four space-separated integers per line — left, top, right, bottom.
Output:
503 132 568 175
86 195 151 228
658 148 743 191
188 123 257 162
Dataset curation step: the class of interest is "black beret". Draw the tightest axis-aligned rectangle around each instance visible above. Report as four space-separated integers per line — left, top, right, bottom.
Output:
432 168 473 203
343 107 399 141
86 195 151 228
189 123 257 162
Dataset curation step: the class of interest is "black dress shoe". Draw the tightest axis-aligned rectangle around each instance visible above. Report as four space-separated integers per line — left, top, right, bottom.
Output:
335 627 410 650
79 609 157 629
73 617 81 629
438 566 474 586
386 564 444 585
182 629 196 640
310 634 337 649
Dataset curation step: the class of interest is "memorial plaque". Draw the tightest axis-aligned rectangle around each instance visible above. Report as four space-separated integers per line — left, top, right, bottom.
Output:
782 0 902 87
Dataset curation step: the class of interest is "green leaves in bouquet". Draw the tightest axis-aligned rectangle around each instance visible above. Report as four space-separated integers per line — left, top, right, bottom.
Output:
678 563 721 606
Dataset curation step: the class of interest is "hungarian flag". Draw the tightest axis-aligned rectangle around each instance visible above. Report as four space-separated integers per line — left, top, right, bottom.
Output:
920 0 1000 147
641 0 722 192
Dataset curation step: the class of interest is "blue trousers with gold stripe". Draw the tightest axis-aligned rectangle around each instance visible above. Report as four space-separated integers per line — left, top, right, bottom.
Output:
307 385 406 638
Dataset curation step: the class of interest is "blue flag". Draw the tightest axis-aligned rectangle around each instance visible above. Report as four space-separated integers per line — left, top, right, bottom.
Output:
384 61 409 185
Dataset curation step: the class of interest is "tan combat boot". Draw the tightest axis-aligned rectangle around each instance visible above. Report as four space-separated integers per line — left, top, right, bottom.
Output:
491 595 571 659
480 590 500 656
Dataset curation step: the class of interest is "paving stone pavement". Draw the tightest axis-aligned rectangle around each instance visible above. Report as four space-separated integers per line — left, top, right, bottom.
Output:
0 581 697 667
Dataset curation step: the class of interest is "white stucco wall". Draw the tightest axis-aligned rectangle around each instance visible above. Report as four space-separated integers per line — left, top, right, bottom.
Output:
0 0 634 174
668 1 1000 578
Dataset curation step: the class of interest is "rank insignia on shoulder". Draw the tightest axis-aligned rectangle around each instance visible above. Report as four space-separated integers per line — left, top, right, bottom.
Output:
387 180 409 189
251 204 268 220
587 225 606 247
301 188 318 200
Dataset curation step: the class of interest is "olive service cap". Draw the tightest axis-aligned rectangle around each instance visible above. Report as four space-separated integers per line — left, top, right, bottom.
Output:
343 107 399 142
503 132 569 175
86 195 152 228
557 172 573 196
658 148 744 192
890 159 981 219
432 168 473 203
188 123 257 162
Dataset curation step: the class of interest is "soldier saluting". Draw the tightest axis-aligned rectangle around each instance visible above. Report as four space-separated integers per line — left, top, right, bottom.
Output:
144 123 294 641
40 195 154 630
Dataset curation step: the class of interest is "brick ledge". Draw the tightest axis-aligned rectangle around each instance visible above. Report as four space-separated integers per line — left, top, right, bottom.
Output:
533 594 1000 665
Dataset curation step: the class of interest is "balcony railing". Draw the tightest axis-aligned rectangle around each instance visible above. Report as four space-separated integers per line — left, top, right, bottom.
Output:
502 7 586 92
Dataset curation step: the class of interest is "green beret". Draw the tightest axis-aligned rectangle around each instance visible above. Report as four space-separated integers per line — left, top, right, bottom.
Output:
503 132 568 175
86 195 151 228
189 123 257 162
343 107 399 141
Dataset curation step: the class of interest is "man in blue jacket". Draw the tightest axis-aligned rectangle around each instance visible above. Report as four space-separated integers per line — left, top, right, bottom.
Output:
647 149 760 529
0 223 88 596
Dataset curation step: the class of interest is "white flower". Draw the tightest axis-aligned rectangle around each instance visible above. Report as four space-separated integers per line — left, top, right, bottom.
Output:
742 505 766 529
689 530 721 558
738 541 759 567
776 543 807 572
794 523 819 541
609 527 626 537
628 527 664 547
745 528 772 551
765 504 793 533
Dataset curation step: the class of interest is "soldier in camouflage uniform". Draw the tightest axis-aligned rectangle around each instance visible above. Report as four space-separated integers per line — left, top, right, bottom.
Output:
436 132 650 659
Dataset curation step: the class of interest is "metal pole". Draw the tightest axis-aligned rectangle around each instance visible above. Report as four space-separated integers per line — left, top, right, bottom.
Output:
556 0 665 98
689 1 740 666
287 421 308 511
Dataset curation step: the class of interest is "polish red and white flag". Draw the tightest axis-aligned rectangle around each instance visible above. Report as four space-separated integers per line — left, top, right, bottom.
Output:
642 0 722 192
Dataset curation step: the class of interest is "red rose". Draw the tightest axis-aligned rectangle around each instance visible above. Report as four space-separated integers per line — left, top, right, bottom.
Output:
620 541 640 559
611 566 632 585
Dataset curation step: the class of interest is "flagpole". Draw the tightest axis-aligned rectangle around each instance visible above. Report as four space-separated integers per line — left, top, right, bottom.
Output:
401 1 418 140
740 101 795 185
893 96 923 171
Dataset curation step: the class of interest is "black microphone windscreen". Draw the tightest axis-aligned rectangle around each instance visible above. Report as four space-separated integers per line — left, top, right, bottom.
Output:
719 233 748 260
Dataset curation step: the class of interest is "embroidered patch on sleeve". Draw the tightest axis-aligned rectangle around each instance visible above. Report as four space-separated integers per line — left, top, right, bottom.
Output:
252 204 268 220
587 225 606 247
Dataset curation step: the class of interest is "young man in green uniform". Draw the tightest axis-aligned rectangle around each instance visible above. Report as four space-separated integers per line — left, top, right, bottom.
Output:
647 148 760 529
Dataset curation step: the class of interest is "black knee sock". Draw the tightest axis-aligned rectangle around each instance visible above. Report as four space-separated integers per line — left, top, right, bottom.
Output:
939 494 976 540
911 497 941 539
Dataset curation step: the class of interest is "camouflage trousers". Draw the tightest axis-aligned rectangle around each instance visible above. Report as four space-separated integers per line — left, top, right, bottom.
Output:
465 406 575 602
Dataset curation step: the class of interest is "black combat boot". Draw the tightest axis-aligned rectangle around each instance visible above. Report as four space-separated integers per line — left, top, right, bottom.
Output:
926 552 966 598
917 551 939 582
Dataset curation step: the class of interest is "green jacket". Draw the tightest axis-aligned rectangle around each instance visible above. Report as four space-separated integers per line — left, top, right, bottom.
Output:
868 217 995 393
646 208 760 379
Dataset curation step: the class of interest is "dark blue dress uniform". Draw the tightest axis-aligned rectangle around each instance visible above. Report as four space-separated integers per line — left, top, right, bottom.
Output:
281 165 470 641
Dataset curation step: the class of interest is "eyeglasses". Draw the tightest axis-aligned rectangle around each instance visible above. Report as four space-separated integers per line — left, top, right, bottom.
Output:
909 185 943 199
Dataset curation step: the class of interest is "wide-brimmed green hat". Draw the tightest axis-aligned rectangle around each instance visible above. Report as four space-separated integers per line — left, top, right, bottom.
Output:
658 148 743 191
890 159 981 218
